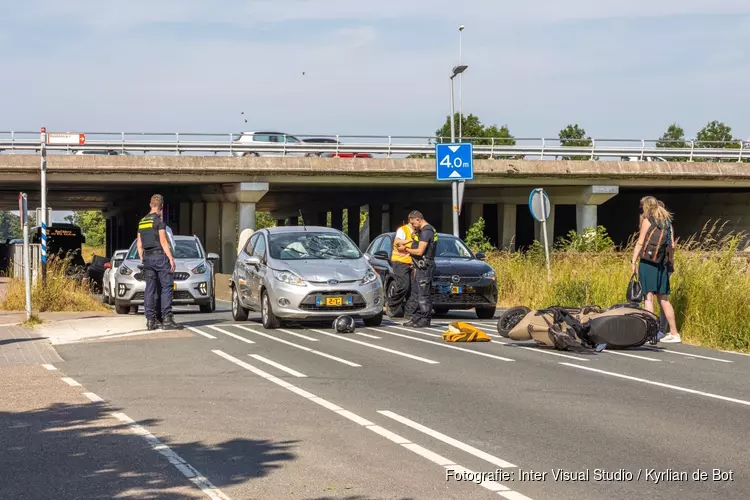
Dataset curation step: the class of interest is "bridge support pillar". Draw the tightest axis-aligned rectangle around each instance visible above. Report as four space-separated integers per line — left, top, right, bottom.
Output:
497 204 517 251
316 211 328 226
191 202 205 243
178 202 191 236
205 202 220 256
381 205 391 233
287 216 298 226
441 203 453 234
367 204 383 248
347 206 360 246
105 218 113 257
238 203 256 233
220 202 237 274
576 205 598 234
331 209 343 231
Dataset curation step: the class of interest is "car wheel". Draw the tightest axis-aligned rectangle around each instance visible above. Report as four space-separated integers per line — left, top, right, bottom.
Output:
363 312 383 327
115 304 130 315
231 287 249 321
261 290 281 329
496 306 530 338
476 306 496 320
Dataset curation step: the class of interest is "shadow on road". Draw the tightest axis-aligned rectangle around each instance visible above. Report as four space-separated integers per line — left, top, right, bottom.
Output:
0 401 298 499
306 497 416 500
0 337 45 346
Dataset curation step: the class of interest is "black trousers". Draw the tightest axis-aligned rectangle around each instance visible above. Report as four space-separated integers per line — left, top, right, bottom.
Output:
143 253 173 321
390 262 412 313
410 262 435 324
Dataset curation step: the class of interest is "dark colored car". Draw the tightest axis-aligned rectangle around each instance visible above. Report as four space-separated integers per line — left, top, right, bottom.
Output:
302 137 373 158
364 232 498 319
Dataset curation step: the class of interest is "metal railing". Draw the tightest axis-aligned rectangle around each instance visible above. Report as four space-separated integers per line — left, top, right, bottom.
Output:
9 244 41 284
0 131 748 162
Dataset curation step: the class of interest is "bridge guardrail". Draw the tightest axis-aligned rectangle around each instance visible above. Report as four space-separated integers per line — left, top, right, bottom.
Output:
0 131 747 162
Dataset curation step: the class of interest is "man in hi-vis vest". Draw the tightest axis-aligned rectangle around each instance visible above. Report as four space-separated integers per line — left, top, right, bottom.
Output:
387 218 416 318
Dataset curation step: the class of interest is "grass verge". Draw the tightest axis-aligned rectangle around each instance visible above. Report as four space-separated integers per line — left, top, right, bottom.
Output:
486 225 750 354
81 245 106 263
0 257 110 313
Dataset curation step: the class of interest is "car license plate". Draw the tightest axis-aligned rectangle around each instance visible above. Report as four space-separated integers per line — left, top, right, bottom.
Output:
173 283 177 290
451 286 463 294
326 297 343 306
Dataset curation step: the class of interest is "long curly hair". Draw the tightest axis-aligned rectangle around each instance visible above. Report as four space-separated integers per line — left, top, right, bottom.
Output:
639 196 673 226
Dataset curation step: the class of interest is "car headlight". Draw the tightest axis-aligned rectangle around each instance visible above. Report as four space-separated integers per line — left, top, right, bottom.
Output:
483 269 496 281
273 270 306 287
119 265 133 276
192 262 207 274
360 268 378 285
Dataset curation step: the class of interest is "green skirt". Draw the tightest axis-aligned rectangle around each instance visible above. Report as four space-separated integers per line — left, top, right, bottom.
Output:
639 260 671 295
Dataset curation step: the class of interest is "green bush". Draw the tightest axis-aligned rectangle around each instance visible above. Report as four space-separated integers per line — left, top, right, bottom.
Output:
465 217 495 254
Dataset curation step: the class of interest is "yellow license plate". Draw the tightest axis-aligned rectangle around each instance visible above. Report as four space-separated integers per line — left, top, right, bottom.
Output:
451 286 462 294
173 283 177 290
326 297 343 306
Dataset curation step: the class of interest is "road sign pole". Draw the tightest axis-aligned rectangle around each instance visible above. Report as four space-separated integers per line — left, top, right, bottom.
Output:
540 191 551 283
40 127 47 284
449 78 459 237
19 193 31 321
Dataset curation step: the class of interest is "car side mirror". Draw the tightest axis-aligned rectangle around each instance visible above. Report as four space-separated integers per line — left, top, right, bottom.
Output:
476 252 486 260
207 252 220 262
374 250 389 260
244 255 261 267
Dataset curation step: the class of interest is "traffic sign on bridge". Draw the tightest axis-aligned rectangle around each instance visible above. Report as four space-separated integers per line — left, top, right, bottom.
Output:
435 143 473 181
47 133 86 145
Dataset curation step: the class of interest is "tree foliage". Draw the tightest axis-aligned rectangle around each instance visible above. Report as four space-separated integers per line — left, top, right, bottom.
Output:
434 113 517 159
558 124 595 161
464 217 495 254
0 212 37 241
255 212 276 230
655 123 688 161
695 120 741 162
64 211 106 247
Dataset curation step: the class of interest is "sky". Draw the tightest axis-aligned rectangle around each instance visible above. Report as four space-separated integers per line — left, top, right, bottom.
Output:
2 1 749 143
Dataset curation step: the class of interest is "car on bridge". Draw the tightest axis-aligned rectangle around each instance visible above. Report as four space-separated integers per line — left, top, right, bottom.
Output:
364 232 498 319
231 131 307 157
113 235 219 315
302 137 373 158
229 226 384 329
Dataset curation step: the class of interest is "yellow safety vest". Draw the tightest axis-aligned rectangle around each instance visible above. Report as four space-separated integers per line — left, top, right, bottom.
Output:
391 224 413 264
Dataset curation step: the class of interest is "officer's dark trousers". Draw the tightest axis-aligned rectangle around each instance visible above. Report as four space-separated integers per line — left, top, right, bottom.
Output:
410 263 435 325
390 262 412 316
143 252 173 321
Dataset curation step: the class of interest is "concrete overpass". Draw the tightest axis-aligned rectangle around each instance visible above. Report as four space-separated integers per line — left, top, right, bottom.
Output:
2 154 749 273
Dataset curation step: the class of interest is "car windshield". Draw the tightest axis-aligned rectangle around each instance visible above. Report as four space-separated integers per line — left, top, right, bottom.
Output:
435 236 474 259
269 232 361 260
126 239 203 260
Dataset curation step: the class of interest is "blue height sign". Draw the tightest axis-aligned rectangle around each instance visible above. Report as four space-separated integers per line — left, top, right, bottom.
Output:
435 143 474 181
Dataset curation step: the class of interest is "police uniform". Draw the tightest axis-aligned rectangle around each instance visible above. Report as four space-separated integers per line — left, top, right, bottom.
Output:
137 212 179 330
407 223 437 327
388 223 413 317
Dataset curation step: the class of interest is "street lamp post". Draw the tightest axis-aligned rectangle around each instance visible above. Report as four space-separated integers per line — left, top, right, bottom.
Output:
450 64 468 237
458 25 465 142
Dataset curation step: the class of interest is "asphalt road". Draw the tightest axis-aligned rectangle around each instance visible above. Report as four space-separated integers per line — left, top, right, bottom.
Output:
46 300 749 500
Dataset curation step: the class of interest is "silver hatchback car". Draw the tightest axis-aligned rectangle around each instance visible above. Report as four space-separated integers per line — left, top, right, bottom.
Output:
114 235 219 315
229 226 384 329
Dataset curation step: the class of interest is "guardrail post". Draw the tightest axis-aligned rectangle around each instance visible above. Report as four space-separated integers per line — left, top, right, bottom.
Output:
10 131 14 155
590 139 596 160
121 132 125 155
640 140 645 161
229 133 233 156
540 138 545 160
336 134 340 156
175 133 180 156
737 140 743 163
387 136 392 158
490 137 495 160
689 141 694 162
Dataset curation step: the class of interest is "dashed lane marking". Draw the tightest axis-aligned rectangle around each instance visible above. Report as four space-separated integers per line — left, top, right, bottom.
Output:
188 327 217 339
368 328 515 362
42 364 58 371
232 325 361 367
355 332 381 339
249 354 307 377
83 392 104 403
207 325 256 344
279 329 319 342
309 329 440 365
661 349 732 363
603 350 661 362
61 377 81 387
378 410 517 468
212 350 532 499
560 363 750 408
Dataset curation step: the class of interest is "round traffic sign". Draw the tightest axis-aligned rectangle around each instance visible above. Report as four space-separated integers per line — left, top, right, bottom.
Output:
528 188 551 222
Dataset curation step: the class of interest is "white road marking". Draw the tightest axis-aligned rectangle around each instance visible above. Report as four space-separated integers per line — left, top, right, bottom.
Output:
208 325 256 344
61 377 81 387
42 364 57 371
369 328 515 362
720 349 750 357
83 392 104 403
661 349 732 363
233 325 360 367
188 327 217 339
355 332 381 339
603 350 661 362
560 362 750 407
378 410 517 468
309 329 440 365
212 349 530 499
249 354 307 377
279 329 319 342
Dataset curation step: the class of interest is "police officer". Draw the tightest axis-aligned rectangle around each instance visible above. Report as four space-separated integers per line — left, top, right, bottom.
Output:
399 210 437 328
137 194 182 331
388 218 415 318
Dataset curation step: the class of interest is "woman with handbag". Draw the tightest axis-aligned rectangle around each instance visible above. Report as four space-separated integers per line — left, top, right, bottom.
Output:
631 196 681 343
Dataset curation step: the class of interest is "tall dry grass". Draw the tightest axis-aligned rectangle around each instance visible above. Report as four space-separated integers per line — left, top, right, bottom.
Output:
0 256 110 313
486 222 750 353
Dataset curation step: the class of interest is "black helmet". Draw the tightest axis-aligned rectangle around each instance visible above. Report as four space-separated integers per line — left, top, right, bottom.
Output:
333 315 356 333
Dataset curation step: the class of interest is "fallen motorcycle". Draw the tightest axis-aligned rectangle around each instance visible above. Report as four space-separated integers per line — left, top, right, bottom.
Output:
496 303 660 351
